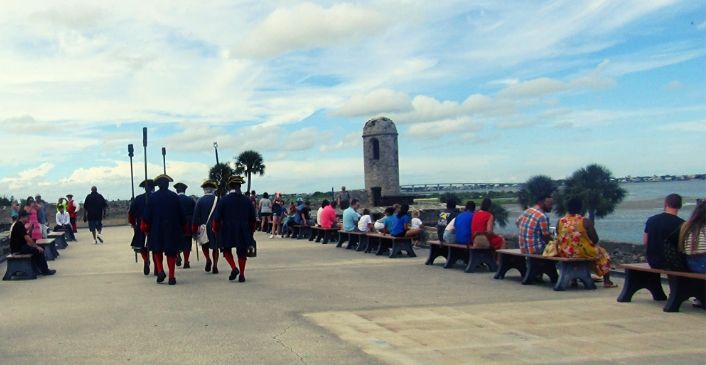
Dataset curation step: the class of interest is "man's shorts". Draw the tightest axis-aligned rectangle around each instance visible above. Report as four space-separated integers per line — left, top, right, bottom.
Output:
88 220 103 232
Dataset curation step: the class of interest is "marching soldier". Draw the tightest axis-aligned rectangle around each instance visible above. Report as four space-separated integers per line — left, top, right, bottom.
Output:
141 174 186 285
192 180 220 273
129 179 154 275
174 182 195 269
212 175 256 282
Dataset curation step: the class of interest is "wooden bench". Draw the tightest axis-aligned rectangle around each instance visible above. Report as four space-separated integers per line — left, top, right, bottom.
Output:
48 232 68 249
36 238 58 261
308 226 339 244
425 240 448 265
441 243 498 273
617 263 706 312
494 249 597 291
336 230 368 250
365 233 416 258
2 254 37 280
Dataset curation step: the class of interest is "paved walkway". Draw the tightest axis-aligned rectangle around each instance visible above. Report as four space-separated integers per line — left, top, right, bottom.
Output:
1 226 704 365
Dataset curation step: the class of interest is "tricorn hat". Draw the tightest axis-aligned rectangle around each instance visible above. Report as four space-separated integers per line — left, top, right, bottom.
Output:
173 182 188 190
227 175 245 185
66 194 73 198
154 174 174 183
138 179 154 188
200 180 217 189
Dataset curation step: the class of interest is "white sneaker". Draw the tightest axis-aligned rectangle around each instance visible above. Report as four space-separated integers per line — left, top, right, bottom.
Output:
269 235 274 239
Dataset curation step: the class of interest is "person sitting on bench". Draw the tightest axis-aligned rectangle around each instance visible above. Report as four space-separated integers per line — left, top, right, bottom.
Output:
556 197 616 288
320 200 337 229
10 210 55 276
357 209 373 233
516 194 553 255
443 217 457 243
390 204 421 238
678 199 706 273
343 199 362 232
54 204 76 241
454 201 476 245
382 206 399 234
471 198 505 249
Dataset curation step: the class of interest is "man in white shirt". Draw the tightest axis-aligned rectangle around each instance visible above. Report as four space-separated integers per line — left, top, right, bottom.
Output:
55 205 76 241
316 202 325 227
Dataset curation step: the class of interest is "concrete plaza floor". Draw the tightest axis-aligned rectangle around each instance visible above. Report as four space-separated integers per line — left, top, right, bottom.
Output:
1 226 704 365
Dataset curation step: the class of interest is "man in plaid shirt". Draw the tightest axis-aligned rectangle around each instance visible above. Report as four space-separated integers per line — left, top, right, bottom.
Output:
516 194 554 254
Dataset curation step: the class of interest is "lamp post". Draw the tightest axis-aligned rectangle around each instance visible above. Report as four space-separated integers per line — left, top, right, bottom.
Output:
213 142 219 165
128 144 135 200
161 147 166 174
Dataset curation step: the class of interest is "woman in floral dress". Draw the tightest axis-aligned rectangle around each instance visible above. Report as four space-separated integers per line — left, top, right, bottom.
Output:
556 197 616 288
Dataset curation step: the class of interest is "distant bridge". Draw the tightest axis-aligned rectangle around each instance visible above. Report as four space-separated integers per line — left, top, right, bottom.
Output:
400 183 522 194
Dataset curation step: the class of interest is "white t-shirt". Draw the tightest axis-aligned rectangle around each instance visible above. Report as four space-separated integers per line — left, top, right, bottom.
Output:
411 217 423 229
56 211 70 226
358 215 372 232
259 198 272 213
316 207 324 225
446 218 456 232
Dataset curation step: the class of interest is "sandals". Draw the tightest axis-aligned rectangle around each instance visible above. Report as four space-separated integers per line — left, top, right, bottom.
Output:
603 281 618 289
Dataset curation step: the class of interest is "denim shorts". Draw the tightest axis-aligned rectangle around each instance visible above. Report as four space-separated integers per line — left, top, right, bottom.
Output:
687 255 706 274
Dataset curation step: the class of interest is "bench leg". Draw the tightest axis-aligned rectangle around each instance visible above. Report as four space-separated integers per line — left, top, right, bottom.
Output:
404 241 416 257
522 258 558 285
425 245 449 265
554 261 596 291
56 237 68 249
44 247 55 261
444 247 467 268
3 259 38 281
663 276 706 313
494 254 526 279
308 228 316 241
52 243 59 258
466 249 498 273
617 269 667 303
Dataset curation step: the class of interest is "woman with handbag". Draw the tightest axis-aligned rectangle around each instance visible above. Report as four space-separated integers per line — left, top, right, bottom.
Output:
192 180 221 274
212 176 257 283
556 197 616 288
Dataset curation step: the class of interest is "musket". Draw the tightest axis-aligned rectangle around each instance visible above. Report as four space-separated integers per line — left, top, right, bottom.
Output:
143 128 149 250
129 144 137 263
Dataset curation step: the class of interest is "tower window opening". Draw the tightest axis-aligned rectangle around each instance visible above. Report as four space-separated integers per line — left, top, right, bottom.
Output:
372 138 380 160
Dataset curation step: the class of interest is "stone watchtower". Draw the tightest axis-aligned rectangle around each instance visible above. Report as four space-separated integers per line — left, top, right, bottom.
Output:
362 117 400 202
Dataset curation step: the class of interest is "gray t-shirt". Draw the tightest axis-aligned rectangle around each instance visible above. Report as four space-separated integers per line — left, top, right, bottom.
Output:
259 198 272 213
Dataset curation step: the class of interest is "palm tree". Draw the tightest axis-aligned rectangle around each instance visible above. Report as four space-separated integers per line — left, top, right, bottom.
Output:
489 202 509 228
209 162 234 197
555 164 626 222
518 175 557 209
234 150 266 194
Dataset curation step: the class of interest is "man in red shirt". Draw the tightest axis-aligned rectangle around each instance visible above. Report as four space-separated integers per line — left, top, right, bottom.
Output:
66 194 79 233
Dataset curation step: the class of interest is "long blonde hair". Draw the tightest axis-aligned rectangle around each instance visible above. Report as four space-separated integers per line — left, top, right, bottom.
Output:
679 201 706 253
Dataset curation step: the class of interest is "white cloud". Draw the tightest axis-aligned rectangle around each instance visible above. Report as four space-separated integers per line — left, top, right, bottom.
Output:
319 132 362 152
658 120 706 133
334 89 412 117
698 20 706 30
406 117 479 139
664 80 684 91
234 2 387 58
1 163 55 190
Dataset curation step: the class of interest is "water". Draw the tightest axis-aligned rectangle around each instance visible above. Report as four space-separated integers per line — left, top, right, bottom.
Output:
496 180 705 244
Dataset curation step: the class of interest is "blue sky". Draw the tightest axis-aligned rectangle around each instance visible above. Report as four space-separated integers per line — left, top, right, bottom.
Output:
0 0 705 201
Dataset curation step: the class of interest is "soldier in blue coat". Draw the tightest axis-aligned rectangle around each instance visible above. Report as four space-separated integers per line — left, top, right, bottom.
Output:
212 175 256 282
192 180 221 274
174 182 195 269
129 179 154 275
141 174 186 285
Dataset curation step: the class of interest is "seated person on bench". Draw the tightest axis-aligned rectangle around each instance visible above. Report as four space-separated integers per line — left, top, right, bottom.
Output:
516 194 553 254
319 200 337 229
443 217 457 243
556 197 616 288
390 204 421 238
357 209 373 233
11 210 55 276
343 199 362 232
454 201 476 245
471 198 505 249
382 205 399 235
54 205 76 241
679 199 706 273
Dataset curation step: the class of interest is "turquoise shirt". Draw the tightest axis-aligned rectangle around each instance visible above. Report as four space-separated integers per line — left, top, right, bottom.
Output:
342 207 361 232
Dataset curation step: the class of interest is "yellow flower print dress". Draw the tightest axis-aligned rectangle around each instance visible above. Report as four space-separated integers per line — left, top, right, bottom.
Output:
557 214 611 276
